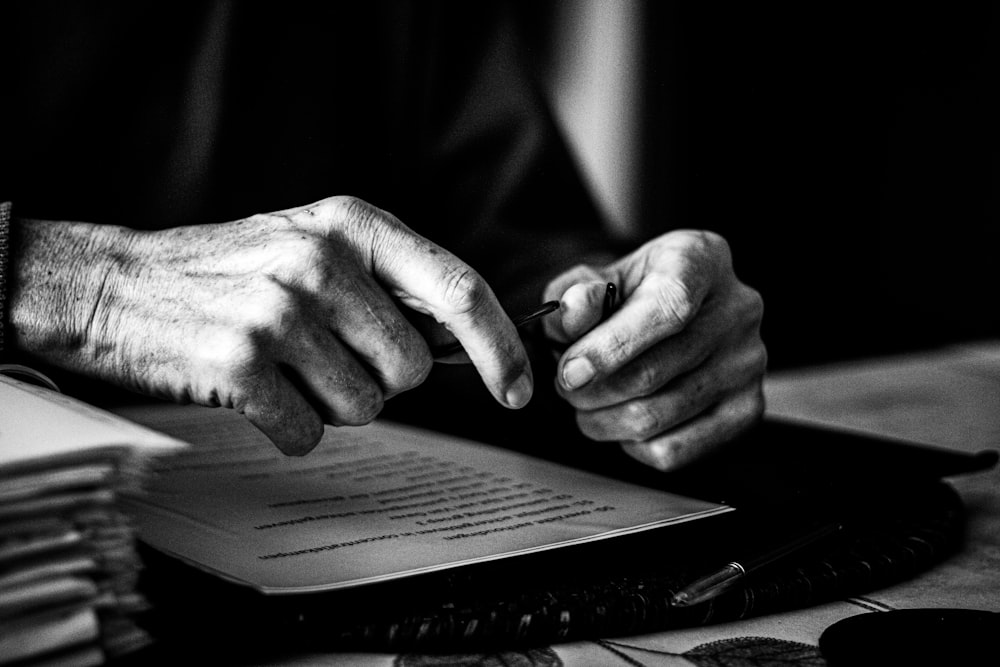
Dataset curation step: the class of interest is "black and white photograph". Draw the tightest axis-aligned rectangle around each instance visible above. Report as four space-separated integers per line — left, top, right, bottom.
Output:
2 2 997 665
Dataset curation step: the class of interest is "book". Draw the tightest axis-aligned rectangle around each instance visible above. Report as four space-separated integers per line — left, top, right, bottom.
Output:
112 403 730 595
0 374 185 666
114 404 996 656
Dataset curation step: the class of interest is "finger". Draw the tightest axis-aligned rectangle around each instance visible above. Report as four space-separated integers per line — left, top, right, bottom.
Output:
620 383 765 472
554 231 740 392
542 265 605 343
357 205 532 409
404 311 472 363
571 342 763 441
254 222 434 399
558 271 708 391
554 280 610 342
280 326 385 427
561 273 766 410
239 366 326 456
556 322 715 411
542 263 605 302
321 265 433 398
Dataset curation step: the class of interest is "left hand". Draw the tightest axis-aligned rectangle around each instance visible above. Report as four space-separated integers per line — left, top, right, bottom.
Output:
542 230 766 471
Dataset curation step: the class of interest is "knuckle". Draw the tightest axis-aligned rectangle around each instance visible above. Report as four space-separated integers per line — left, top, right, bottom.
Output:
204 327 268 378
629 357 664 397
389 349 434 393
330 195 399 235
566 263 603 284
603 327 634 368
684 229 730 266
700 229 730 256
738 283 765 324
744 385 766 422
625 400 663 441
748 284 764 315
322 195 391 250
242 283 299 337
329 195 371 222
340 386 384 425
723 385 766 433
631 438 686 473
198 292 299 383
652 440 686 471
651 274 697 328
411 349 435 385
369 319 434 396
291 240 340 293
441 265 489 316
749 342 769 376
730 335 768 382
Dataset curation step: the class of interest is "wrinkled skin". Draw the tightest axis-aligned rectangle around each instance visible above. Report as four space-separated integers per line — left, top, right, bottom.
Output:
543 230 767 472
10 196 533 455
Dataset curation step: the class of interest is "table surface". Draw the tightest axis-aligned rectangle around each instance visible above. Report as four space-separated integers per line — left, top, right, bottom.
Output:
249 340 1000 666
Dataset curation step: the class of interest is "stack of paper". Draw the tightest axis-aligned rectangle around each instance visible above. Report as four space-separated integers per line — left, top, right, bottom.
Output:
0 375 185 666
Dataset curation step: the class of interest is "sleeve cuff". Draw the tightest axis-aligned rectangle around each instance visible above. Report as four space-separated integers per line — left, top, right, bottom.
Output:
0 201 11 355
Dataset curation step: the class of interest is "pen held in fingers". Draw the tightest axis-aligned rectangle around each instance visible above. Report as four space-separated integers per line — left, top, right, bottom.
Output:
602 282 617 320
430 300 561 360
550 282 618 356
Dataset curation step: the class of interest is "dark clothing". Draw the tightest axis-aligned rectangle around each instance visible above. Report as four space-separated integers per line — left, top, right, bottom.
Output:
4 1 609 314
2 1 612 448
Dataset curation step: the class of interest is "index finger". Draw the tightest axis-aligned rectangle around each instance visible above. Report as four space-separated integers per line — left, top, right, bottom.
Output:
366 217 533 410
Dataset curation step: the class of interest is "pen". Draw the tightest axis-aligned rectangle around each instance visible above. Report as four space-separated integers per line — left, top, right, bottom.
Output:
430 300 561 359
669 520 844 608
601 282 617 320
432 283 617 359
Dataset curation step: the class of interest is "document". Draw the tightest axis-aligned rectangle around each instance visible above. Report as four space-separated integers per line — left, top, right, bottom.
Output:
0 374 186 665
116 403 731 595
0 375 182 470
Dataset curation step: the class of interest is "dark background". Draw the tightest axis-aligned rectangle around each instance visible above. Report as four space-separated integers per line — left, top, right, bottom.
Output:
525 3 999 370
5 3 996 440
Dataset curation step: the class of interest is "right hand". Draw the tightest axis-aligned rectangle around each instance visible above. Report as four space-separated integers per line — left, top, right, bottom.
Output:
9 196 534 454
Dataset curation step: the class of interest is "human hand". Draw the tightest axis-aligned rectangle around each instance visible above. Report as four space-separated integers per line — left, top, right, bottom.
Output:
9 196 533 454
542 230 766 471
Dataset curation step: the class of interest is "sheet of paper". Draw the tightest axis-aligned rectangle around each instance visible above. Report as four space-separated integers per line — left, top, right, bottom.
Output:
0 375 185 471
0 605 99 665
0 576 98 618
117 403 730 594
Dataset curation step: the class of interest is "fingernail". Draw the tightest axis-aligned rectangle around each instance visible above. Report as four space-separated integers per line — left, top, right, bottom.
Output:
562 357 595 390
505 373 533 409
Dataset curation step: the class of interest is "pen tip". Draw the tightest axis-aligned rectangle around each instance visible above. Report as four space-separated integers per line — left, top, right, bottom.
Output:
669 592 690 608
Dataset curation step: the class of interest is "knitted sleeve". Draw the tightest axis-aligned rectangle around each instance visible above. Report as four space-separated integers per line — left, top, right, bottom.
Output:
0 201 10 355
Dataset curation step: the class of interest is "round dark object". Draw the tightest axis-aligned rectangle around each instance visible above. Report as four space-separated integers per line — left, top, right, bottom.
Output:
819 608 1000 666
